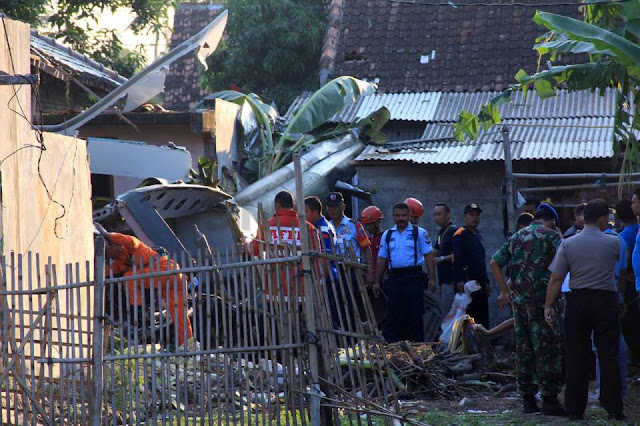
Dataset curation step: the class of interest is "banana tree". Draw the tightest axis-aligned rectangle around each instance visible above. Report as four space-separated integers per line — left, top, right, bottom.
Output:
208 76 381 181
454 2 640 182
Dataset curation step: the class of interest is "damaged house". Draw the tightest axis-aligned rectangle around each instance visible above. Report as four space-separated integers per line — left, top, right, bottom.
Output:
316 0 622 325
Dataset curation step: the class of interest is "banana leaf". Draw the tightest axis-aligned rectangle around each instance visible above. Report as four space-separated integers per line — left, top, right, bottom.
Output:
268 76 375 173
207 90 277 154
534 11 640 67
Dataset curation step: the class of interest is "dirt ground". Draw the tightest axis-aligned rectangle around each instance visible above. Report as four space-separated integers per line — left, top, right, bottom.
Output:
401 365 640 425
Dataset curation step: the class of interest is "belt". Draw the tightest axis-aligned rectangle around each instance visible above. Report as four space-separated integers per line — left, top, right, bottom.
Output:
388 266 423 276
568 288 616 295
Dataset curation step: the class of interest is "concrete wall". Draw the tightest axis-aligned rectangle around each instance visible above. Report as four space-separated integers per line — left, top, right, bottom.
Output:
1 17 94 380
356 162 511 326
1 19 94 268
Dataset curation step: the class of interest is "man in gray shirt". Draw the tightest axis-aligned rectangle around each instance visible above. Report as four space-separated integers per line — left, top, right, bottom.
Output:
544 199 624 421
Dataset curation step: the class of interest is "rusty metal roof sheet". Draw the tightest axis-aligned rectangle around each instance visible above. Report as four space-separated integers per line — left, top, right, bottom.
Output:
355 116 614 164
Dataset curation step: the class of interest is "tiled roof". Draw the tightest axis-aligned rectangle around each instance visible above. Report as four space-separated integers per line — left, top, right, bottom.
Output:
30 31 127 91
333 0 583 93
356 116 615 164
163 3 224 111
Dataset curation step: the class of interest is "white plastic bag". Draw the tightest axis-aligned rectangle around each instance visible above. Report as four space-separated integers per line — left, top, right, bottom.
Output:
439 281 480 344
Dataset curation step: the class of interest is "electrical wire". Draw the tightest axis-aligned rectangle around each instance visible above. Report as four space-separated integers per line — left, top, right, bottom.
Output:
2 17 69 240
386 0 631 6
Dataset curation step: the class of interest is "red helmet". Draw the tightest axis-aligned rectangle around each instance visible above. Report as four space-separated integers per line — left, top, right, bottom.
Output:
404 197 424 218
360 206 384 224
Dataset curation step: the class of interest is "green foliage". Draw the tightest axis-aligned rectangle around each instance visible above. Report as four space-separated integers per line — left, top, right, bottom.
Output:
207 77 385 181
2 0 174 78
201 0 327 110
1 0 47 25
454 0 640 185
188 157 220 187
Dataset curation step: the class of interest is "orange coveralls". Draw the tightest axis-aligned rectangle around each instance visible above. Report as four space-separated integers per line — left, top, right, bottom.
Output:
106 233 193 345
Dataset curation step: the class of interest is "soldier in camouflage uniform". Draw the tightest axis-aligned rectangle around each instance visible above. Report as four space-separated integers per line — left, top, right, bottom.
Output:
489 203 566 416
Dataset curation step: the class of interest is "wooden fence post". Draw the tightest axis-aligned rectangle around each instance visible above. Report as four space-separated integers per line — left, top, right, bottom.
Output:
502 125 515 236
90 236 105 426
292 153 322 426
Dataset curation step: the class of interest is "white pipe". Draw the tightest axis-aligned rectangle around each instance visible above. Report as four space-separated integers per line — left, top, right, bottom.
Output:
233 134 359 207
236 136 363 217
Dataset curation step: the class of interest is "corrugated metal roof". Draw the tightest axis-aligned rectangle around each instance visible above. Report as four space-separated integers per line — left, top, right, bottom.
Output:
355 116 614 164
354 92 441 121
30 32 127 88
433 88 616 122
285 88 615 124
282 91 361 123
283 92 442 123
422 116 613 143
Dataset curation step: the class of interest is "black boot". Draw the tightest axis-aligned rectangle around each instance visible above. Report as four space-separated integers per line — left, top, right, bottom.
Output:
541 396 567 417
607 412 626 421
523 395 540 414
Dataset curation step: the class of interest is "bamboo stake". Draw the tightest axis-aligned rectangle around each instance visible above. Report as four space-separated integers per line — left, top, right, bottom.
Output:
90 238 105 426
293 153 321 426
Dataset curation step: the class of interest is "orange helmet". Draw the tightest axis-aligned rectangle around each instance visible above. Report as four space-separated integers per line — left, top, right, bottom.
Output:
404 197 424 218
360 206 384 224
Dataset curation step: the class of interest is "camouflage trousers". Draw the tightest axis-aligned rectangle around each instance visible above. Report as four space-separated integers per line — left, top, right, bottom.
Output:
513 302 563 397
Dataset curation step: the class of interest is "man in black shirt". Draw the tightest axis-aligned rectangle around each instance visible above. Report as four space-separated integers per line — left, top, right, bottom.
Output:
433 203 457 314
453 203 490 328
563 203 586 239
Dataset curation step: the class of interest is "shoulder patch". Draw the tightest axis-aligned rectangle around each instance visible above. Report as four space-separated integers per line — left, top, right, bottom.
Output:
453 226 467 237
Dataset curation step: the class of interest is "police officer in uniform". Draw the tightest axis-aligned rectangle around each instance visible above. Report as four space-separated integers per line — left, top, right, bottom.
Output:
326 192 373 330
452 203 490 328
326 192 374 278
374 202 434 342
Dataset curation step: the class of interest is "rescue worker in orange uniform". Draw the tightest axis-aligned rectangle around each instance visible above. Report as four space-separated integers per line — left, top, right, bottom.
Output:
360 205 387 326
97 226 194 346
405 197 425 226
360 206 384 270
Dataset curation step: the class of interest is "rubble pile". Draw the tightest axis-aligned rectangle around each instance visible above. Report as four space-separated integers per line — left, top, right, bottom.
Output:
384 341 515 399
383 317 516 400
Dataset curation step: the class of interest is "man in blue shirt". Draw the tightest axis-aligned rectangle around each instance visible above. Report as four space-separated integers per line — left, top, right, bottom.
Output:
374 202 433 342
326 192 374 281
304 196 337 254
631 190 640 294
615 199 638 253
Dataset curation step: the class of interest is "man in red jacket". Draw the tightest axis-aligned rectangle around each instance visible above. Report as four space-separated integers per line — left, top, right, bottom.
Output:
252 191 321 300
97 226 194 346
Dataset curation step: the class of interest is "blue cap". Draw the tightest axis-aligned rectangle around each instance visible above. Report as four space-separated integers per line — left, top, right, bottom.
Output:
537 202 559 225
